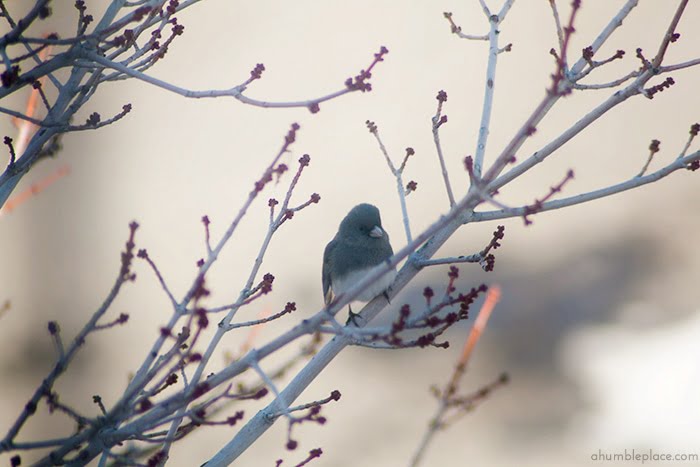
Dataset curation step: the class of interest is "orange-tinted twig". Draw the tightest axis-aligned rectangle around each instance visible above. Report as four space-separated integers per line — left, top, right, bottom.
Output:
460 284 500 365
410 285 504 467
12 43 53 156
445 285 500 397
0 165 70 216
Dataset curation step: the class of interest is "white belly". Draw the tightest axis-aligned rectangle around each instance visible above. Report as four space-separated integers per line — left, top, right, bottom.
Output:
333 264 397 302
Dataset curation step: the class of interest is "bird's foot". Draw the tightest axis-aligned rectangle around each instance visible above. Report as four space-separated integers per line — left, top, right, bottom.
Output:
346 307 362 326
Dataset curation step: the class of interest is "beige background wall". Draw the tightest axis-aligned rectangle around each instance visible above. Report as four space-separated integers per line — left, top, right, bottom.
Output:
1 1 699 465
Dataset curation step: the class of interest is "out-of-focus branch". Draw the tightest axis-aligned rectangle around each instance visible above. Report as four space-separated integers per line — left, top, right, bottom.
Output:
0 222 139 454
0 0 389 214
410 286 505 467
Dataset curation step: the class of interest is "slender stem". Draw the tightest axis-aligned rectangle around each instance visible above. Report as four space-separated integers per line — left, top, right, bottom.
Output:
473 13 502 177
85 51 355 109
471 149 699 222
431 103 455 206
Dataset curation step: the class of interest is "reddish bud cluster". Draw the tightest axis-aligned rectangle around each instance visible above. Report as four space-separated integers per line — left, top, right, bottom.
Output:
490 225 505 249
250 388 269 400
286 406 327 451
116 313 129 325
38 9 53 21
261 273 275 294
195 308 208 328
307 102 320 114
443 11 462 34
272 163 288 184
649 139 661 154
192 276 210 301
464 155 476 181
172 22 184 36
644 77 675 99
690 123 700 136
582 46 594 61
191 382 210 399
635 48 650 68
406 180 418 194
344 46 388 92
285 123 300 145
481 254 496 272
448 265 459 280
138 398 153 413
166 0 179 15
522 170 574 225
132 5 152 20
227 411 244 426
479 225 506 271
299 154 311 167
365 120 378 133
436 90 448 103
390 304 411 337
86 112 101 126
582 46 625 65
310 193 321 204
4 135 16 167
165 373 178 387
120 222 139 282
250 63 265 80
146 450 166 467
1 65 20 88
423 287 434 304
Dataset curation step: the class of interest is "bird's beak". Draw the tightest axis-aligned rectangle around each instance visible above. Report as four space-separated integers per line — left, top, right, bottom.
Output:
369 225 384 238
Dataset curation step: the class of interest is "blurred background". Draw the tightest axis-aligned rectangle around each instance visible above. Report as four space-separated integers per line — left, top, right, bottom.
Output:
1 0 699 465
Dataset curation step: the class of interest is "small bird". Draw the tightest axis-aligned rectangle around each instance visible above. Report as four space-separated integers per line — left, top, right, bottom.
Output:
322 203 397 324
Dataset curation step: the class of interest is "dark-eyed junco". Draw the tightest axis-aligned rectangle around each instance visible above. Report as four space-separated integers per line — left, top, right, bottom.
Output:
323 203 397 324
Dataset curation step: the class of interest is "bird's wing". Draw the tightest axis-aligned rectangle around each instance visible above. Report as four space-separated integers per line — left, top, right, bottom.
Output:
322 238 336 305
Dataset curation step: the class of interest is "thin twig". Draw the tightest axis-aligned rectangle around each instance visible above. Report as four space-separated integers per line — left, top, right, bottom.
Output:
431 91 455 207
409 286 502 467
472 149 700 222
367 121 413 243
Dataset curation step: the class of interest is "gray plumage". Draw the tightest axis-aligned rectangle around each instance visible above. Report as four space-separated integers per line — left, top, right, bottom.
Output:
323 203 397 307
